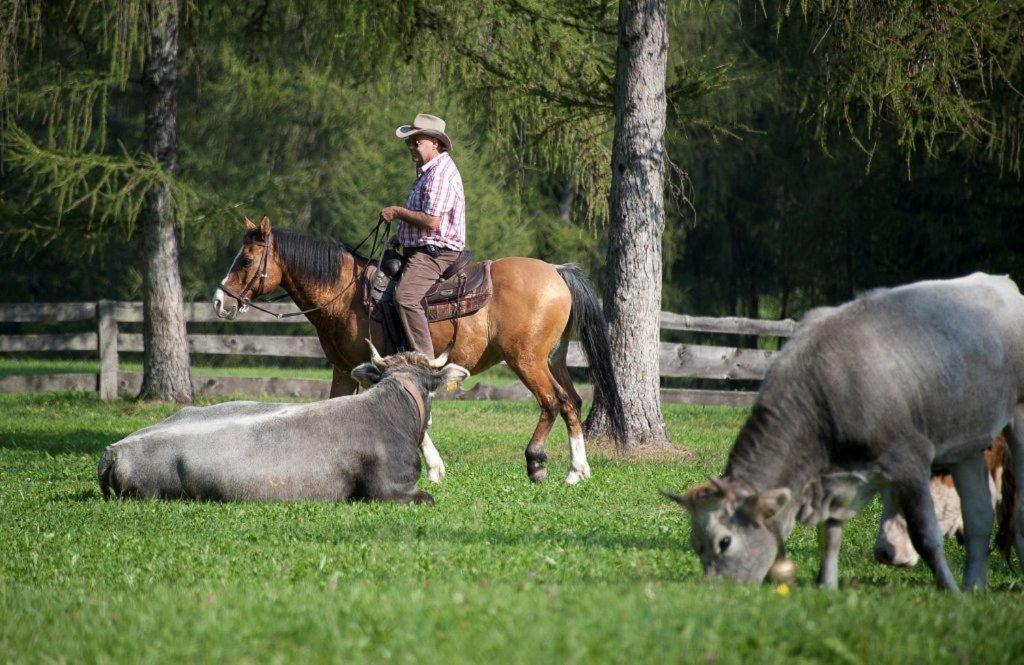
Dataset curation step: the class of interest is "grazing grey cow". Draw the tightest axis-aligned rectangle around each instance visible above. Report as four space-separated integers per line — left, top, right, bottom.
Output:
662 273 1024 591
98 342 468 505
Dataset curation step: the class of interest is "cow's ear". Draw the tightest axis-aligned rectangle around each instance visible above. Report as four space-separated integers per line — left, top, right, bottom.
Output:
660 488 689 507
438 363 469 393
350 362 383 388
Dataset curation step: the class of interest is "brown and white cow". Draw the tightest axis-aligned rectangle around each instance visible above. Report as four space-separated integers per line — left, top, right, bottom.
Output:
874 435 1019 569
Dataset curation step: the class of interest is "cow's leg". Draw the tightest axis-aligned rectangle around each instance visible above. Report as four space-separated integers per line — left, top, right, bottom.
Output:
506 357 563 483
893 474 959 591
330 366 358 397
550 339 589 485
1007 410 1024 566
390 489 435 506
874 487 920 567
421 431 445 483
950 453 994 590
816 518 844 589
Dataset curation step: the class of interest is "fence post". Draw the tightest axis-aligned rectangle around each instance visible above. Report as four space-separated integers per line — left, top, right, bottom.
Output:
98 300 118 400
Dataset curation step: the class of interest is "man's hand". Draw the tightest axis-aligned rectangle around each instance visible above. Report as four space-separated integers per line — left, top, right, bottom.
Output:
379 206 403 223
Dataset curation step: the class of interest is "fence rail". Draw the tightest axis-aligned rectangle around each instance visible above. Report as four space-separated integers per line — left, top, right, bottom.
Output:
0 301 798 406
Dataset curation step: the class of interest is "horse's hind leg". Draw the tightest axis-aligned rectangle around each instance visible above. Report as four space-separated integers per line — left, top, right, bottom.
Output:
550 337 583 416
507 357 565 483
551 339 589 485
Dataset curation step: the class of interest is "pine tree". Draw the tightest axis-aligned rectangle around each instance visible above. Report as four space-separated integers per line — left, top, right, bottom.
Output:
2 0 195 402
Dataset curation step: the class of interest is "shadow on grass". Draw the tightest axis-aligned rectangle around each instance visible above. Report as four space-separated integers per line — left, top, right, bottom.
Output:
63 488 103 502
0 430 117 456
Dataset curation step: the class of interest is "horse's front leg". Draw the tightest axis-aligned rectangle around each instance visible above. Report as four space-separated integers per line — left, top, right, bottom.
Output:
330 366 358 397
422 430 446 483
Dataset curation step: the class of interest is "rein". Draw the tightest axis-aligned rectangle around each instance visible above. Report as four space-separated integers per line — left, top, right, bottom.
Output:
218 221 388 320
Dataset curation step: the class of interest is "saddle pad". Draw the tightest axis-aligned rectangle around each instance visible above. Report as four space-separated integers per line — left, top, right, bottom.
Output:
424 261 492 322
365 260 493 324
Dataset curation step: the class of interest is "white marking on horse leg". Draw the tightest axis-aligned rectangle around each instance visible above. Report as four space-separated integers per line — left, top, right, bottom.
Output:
421 432 445 483
951 454 994 590
564 433 590 485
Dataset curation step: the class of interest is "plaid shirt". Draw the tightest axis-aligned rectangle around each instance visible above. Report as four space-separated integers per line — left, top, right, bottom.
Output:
397 152 466 251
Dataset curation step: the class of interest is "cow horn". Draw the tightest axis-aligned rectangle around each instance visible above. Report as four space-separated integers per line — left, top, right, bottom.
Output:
428 339 456 368
365 338 385 367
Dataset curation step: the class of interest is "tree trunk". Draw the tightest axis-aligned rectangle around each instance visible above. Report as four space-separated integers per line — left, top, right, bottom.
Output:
585 0 669 449
137 0 193 403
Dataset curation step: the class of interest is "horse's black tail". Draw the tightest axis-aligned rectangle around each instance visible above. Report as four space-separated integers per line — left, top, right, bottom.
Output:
98 448 116 500
556 264 626 441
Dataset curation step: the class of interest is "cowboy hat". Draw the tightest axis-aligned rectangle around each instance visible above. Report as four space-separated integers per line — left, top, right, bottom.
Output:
395 113 453 152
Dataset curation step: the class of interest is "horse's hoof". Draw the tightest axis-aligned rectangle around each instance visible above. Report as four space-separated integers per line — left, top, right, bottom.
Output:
427 462 445 484
529 468 548 483
565 463 591 485
565 469 587 485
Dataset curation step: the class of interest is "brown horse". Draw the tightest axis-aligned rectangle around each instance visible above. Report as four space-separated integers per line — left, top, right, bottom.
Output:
213 216 625 484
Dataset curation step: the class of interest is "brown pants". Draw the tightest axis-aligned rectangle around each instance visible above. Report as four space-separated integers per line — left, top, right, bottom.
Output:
395 247 460 357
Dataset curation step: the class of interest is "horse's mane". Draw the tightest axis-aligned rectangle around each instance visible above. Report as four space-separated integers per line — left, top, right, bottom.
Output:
272 229 369 286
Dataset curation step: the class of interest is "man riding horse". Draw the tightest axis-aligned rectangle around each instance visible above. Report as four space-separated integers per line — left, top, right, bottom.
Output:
379 113 465 358
213 114 626 485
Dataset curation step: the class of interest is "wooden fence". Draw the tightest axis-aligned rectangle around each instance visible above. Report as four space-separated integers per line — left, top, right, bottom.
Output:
0 301 798 406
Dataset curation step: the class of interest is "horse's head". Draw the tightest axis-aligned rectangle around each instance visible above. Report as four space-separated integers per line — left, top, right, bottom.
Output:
213 216 285 319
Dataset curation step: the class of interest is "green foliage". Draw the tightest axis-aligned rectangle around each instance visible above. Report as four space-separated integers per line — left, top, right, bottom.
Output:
788 0 1024 173
2 391 1024 661
662 3 1024 320
3 1 1024 325
4 124 197 230
0 1 192 236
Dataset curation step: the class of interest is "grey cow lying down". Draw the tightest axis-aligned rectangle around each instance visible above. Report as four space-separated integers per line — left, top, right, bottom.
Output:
98 342 468 504
662 273 1024 591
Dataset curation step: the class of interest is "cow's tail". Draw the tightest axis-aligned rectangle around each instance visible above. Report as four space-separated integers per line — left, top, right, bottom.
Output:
98 447 116 500
555 264 626 441
995 434 1019 568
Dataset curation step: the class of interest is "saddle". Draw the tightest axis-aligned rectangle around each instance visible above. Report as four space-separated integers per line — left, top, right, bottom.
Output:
364 249 493 352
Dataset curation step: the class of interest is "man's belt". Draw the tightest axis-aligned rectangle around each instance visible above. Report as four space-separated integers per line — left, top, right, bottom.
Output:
407 244 441 258
404 244 463 258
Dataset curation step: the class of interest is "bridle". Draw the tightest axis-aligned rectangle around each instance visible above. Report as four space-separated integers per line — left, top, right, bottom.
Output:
218 236 272 311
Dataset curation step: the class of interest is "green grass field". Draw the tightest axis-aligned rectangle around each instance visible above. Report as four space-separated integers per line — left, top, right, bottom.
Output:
2 390 1023 663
